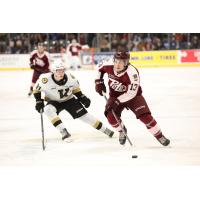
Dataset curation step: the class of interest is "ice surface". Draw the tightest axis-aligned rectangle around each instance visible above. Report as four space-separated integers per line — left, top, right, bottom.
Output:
0 67 200 166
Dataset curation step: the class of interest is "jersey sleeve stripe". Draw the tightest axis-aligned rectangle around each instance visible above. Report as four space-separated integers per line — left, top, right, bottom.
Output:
72 87 81 94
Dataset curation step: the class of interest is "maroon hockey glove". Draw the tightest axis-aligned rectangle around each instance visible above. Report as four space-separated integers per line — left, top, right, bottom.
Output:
105 98 121 115
30 63 36 69
95 79 106 96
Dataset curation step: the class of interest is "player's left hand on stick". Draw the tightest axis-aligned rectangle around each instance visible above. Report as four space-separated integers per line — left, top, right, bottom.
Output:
35 100 45 113
105 97 121 113
78 94 91 108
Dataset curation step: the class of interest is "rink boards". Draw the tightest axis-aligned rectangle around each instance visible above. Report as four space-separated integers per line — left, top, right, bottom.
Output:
1 49 200 70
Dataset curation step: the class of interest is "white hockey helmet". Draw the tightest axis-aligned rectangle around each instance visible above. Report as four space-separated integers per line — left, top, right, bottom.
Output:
51 61 66 73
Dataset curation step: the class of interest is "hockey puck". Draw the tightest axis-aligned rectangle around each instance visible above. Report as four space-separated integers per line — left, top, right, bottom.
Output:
132 155 138 158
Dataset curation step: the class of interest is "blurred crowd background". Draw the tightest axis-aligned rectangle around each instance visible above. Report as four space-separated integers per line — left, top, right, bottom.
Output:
0 33 200 54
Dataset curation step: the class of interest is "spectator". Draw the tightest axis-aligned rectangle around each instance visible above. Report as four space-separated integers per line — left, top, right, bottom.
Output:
87 33 96 47
169 35 178 50
153 37 164 50
0 34 8 53
79 33 87 45
100 36 110 52
0 33 200 54
111 34 120 51
190 35 200 49
144 38 153 51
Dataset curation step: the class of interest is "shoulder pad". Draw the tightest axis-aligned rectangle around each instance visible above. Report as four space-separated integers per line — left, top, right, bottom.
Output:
41 77 48 84
38 73 49 84
44 51 49 57
69 73 75 79
30 50 37 56
39 72 51 81
127 65 139 77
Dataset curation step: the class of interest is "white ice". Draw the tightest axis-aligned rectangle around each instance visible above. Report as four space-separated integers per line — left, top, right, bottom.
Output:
0 67 200 166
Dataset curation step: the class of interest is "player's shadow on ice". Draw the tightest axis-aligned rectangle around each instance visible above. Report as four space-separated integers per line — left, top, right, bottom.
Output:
23 137 60 143
143 145 172 149
23 133 118 144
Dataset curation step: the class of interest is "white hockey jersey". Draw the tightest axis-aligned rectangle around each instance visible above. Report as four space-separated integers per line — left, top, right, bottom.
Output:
33 72 80 102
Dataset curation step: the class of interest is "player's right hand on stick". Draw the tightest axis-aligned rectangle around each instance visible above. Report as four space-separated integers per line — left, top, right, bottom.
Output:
95 79 106 96
35 100 44 113
78 94 91 108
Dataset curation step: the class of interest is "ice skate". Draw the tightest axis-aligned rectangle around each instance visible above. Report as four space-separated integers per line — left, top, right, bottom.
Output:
104 128 114 138
119 126 127 145
157 135 170 146
61 128 72 142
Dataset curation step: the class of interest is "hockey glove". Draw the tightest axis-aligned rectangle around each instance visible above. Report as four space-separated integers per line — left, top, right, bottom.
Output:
30 63 36 69
95 79 106 96
35 100 44 113
78 94 91 108
105 98 121 116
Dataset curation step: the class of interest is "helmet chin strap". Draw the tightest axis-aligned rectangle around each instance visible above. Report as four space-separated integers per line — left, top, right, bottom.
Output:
52 74 68 85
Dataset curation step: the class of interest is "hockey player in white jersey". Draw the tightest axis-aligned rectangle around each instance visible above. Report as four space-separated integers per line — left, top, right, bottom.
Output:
33 61 114 142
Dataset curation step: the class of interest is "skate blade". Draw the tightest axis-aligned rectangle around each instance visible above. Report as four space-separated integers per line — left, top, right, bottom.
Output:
63 138 73 143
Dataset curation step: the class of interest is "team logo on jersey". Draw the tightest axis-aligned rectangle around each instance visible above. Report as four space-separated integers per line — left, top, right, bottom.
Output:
109 78 127 92
35 58 45 67
58 88 70 98
42 78 48 84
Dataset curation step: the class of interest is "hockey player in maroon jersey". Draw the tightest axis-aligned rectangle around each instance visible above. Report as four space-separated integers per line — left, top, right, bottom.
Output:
95 51 170 146
28 42 50 96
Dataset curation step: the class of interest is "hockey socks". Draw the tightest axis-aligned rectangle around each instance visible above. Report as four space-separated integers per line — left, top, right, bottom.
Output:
79 113 114 137
139 114 170 146
44 104 70 139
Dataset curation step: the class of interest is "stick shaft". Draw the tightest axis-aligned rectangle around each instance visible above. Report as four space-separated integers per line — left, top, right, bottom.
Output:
111 110 133 146
40 111 45 151
103 94 133 146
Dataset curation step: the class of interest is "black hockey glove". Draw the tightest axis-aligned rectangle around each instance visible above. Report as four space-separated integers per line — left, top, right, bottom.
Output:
78 94 91 108
35 100 44 113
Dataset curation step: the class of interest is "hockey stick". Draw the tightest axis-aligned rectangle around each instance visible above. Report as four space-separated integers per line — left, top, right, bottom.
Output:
40 110 46 151
102 93 133 146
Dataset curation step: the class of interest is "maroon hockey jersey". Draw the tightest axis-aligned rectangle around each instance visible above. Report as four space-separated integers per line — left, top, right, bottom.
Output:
67 44 82 56
96 59 142 103
30 50 50 73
